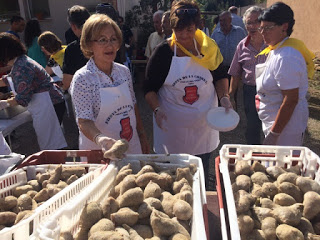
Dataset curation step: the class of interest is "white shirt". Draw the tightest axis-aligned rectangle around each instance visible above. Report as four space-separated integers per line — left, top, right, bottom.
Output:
145 32 164 58
70 58 136 121
258 46 308 133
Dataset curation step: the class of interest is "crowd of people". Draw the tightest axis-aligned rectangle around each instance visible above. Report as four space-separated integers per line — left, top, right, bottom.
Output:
0 1 315 188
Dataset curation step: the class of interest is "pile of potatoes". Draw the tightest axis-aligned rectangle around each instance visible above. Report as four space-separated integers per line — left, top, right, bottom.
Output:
0 164 86 230
63 162 197 240
230 160 320 240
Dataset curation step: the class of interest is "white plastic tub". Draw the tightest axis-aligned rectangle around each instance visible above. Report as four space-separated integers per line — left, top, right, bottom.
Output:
36 154 208 240
215 144 320 240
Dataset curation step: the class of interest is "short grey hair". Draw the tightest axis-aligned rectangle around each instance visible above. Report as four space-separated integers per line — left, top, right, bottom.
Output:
153 10 164 20
243 6 264 24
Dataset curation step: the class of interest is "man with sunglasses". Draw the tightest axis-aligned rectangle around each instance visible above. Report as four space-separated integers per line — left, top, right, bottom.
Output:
145 10 165 60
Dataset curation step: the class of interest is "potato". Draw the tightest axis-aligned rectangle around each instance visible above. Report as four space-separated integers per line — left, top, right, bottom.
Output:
101 197 119 219
261 182 278 199
12 185 33 197
238 214 254 236
169 233 190 240
285 165 301 175
136 172 173 191
61 167 86 181
260 198 276 209
88 218 114 237
27 190 38 199
251 161 266 173
110 207 139 226
138 197 162 219
27 180 41 192
235 190 255 214
296 176 320 194
251 183 267 199
66 174 79 185
115 169 132 185
17 194 33 211
15 210 33 224
266 166 286 180
278 182 303 203
277 172 298 185
251 172 270 186
161 192 175 218
114 227 130 240
37 172 50 184
79 202 103 231
175 187 193 206
176 167 193 186
303 191 320 220
172 178 189 194
47 164 62 184
135 164 155 178
132 225 153 239
261 217 277 240
276 224 304 240
0 196 17 211
118 163 131 173
123 224 144 240
251 207 273 224
235 175 252 192
172 199 192 221
118 187 144 208
243 229 266 240
144 180 162 199
297 217 315 238
34 189 50 202
0 212 17 226
88 230 123 240
235 160 251 176
272 203 303 226
273 193 296 206
120 175 137 195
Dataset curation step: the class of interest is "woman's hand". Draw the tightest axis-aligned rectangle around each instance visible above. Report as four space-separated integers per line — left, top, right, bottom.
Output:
155 107 168 130
94 134 117 152
220 96 233 112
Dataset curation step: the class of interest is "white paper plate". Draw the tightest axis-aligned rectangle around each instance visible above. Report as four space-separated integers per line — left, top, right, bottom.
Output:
206 107 240 132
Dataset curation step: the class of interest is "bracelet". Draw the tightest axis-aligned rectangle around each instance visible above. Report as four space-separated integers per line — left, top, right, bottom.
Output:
93 133 103 144
154 107 160 115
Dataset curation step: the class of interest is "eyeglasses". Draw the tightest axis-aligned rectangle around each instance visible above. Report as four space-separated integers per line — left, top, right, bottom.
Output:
245 20 260 26
92 37 118 46
175 8 198 17
258 25 276 32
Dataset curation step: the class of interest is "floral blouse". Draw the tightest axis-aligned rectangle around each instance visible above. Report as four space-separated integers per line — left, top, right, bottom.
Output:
3 55 64 107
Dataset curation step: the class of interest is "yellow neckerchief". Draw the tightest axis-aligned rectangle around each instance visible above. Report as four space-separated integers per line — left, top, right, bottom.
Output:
51 45 66 68
170 29 223 71
258 38 315 79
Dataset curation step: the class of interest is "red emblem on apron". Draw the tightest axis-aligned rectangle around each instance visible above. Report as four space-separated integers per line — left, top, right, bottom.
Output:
255 94 260 111
120 117 133 141
183 85 199 105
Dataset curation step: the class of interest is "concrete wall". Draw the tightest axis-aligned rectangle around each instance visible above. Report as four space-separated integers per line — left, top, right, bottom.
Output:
267 0 320 53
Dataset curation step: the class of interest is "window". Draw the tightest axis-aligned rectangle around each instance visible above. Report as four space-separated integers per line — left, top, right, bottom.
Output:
27 0 51 20
0 0 20 22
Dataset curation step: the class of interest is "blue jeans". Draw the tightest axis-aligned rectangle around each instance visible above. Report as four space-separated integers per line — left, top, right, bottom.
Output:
243 84 262 144
196 152 212 190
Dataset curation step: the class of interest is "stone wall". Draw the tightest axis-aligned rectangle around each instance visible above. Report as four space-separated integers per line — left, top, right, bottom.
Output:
267 0 320 53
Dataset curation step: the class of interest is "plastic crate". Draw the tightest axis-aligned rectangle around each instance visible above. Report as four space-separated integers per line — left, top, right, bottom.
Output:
0 150 108 240
215 144 320 240
36 154 208 240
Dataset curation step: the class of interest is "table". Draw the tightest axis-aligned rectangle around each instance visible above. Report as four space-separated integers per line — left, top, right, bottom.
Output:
206 191 222 240
0 111 32 146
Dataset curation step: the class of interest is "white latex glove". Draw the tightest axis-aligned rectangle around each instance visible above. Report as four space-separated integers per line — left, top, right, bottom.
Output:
263 131 280 145
94 134 117 152
103 139 129 160
220 96 233 112
154 107 168 131
0 100 9 110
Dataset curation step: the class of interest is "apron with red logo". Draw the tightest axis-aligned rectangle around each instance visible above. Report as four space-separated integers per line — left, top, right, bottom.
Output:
79 81 141 154
153 43 219 155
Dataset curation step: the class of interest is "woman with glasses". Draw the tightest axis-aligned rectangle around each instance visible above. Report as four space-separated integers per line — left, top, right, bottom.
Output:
144 0 231 189
228 6 266 145
70 14 149 158
255 2 314 146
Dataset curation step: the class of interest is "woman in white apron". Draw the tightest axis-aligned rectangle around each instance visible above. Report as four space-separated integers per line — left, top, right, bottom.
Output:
70 14 149 158
255 2 314 146
144 0 231 189
0 33 67 150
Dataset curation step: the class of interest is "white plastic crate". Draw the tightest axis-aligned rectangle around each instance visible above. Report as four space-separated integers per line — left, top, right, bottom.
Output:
216 144 320 240
0 163 106 240
36 154 208 240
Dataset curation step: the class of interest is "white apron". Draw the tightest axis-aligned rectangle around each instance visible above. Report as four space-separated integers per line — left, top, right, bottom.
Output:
154 43 219 155
7 77 67 150
255 40 307 145
79 81 141 154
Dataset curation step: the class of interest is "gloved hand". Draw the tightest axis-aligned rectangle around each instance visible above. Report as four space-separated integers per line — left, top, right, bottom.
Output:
220 96 233 111
154 107 167 131
103 139 129 160
263 131 280 145
0 100 9 110
94 134 117 152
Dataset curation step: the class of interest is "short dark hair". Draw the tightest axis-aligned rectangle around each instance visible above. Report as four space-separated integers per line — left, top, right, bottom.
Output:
96 3 118 22
10 16 24 24
170 0 201 30
0 33 26 65
67 5 90 29
38 31 62 54
259 2 295 36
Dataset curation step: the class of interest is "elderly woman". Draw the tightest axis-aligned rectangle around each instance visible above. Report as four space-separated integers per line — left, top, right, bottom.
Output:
144 0 231 188
228 6 266 144
256 2 314 145
0 33 67 150
70 14 149 157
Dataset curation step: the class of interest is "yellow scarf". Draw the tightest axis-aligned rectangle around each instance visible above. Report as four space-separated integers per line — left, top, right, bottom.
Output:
51 45 66 68
171 29 223 71
258 38 315 79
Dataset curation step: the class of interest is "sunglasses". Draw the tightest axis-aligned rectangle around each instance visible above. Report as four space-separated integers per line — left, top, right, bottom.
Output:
175 8 198 16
